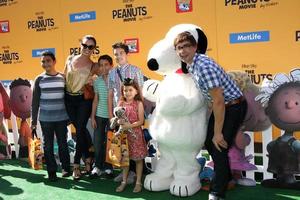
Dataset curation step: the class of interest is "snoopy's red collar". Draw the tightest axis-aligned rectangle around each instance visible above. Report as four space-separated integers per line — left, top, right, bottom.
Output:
176 68 183 74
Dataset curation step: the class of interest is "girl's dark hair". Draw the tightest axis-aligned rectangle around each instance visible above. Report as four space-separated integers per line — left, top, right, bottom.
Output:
82 35 97 46
119 78 143 102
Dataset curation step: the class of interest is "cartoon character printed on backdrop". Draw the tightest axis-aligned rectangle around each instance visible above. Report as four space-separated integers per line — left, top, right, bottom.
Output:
0 82 11 159
256 68 300 190
176 0 192 11
9 78 32 158
143 24 208 197
228 71 272 186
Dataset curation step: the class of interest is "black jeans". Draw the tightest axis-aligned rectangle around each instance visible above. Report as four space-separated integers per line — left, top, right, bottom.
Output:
40 120 70 174
65 93 93 164
205 100 247 198
93 116 112 171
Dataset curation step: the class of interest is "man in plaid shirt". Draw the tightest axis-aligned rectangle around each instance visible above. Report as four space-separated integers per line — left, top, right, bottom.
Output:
174 31 247 200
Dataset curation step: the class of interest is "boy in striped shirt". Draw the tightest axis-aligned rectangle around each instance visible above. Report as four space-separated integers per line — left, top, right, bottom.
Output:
31 51 70 181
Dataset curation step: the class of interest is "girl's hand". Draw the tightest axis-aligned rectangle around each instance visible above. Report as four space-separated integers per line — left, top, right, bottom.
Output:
122 122 131 130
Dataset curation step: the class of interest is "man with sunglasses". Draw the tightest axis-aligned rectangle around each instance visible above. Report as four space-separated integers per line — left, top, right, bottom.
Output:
174 32 247 200
64 35 99 180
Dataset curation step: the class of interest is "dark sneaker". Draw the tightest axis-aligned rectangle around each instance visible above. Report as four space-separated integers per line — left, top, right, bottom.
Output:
48 172 58 182
101 169 114 179
62 169 71 177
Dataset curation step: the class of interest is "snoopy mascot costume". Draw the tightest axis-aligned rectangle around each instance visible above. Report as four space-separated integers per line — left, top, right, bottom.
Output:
143 24 209 197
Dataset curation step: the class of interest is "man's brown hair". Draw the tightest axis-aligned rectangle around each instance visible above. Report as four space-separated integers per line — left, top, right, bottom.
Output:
174 31 197 48
112 42 129 54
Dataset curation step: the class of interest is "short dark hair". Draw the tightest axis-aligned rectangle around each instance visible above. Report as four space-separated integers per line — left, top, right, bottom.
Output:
174 31 197 48
9 78 31 89
41 51 56 61
98 54 113 65
112 42 129 54
82 35 97 46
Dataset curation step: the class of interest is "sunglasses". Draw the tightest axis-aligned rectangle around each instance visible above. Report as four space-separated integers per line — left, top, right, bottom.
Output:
175 43 193 51
81 43 95 50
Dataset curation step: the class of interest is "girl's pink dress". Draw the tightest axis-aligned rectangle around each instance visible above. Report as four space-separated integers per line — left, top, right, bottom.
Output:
120 100 148 161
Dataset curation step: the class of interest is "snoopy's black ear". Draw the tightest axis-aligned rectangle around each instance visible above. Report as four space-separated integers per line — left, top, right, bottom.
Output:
147 58 159 71
181 62 189 74
196 28 207 54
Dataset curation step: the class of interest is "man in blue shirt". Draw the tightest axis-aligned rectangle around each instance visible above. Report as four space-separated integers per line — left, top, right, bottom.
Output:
174 31 247 200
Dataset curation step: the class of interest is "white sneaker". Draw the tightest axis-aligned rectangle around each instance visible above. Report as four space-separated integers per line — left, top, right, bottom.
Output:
104 169 113 174
113 171 136 184
208 193 224 200
113 172 123 182
127 171 136 184
91 167 102 176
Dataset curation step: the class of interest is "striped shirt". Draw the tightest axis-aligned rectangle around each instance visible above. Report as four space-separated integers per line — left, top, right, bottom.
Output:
187 53 242 103
108 64 144 108
94 76 109 118
31 73 69 125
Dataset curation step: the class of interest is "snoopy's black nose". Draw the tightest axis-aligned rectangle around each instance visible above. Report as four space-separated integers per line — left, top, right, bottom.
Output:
147 58 159 71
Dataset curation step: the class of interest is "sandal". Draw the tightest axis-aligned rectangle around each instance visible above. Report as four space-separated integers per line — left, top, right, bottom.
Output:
116 181 127 192
72 164 81 181
81 157 93 175
133 182 142 193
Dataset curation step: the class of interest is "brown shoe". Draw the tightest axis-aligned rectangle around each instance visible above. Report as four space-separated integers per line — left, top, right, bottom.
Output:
81 157 93 175
72 165 81 180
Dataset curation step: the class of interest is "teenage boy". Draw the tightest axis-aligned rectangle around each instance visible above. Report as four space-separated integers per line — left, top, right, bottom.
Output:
31 51 70 181
107 42 144 183
90 55 114 178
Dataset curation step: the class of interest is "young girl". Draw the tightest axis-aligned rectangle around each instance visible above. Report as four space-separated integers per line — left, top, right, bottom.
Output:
115 78 147 193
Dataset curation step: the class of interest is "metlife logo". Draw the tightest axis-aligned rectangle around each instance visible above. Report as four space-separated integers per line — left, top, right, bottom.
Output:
230 31 270 44
32 48 55 57
69 11 96 23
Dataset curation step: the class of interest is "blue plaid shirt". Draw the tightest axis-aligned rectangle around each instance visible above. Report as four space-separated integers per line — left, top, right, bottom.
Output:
108 64 144 108
187 53 242 103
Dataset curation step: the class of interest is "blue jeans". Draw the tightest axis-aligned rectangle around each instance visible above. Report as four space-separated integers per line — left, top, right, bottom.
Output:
40 120 70 174
65 93 93 164
93 116 112 171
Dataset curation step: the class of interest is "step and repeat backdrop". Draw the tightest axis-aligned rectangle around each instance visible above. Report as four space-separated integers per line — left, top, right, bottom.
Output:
1 0 299 82
1 0 300 139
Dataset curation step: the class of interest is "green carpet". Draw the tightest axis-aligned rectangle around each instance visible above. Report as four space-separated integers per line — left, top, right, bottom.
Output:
0 160 299 200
